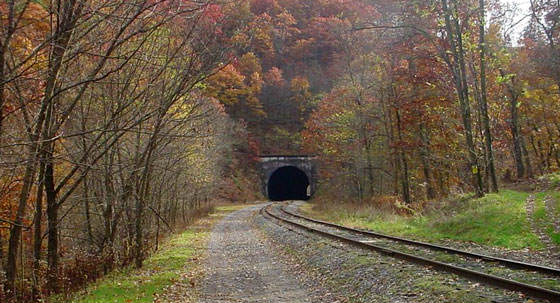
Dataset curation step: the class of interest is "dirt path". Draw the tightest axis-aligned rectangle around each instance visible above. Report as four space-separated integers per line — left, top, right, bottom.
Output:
544 195 560 234
525 194 558 253
198 205 313 303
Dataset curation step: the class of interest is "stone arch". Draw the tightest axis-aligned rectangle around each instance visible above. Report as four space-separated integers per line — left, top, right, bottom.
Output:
267 166 310 201
258 155 317 200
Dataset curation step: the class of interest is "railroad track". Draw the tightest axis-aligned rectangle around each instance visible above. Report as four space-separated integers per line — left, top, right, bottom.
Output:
262 203 560 302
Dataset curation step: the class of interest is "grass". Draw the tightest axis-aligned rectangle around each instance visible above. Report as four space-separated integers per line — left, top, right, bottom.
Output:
533 191 560 246
52 204 252 303
74 231 201 303
302 189 552 250
50 231 203 303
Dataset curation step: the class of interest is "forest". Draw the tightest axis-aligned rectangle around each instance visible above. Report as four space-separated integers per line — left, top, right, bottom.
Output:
0 0 558 302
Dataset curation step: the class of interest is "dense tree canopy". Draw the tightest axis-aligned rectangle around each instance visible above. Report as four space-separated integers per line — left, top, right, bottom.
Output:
0 0 558 301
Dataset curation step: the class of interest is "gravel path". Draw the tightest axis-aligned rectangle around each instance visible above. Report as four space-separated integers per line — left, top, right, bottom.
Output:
198 205 316 303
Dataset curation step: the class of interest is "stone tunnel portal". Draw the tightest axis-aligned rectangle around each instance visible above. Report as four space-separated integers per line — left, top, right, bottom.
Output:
267 166 310 201
258 155 317 201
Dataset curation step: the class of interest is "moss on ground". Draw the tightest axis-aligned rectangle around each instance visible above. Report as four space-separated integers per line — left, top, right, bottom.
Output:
302 189 559 250
412 275 493 303
51 204 250 303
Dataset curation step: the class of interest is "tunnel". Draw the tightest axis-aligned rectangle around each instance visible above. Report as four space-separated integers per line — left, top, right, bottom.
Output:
267 166 310 201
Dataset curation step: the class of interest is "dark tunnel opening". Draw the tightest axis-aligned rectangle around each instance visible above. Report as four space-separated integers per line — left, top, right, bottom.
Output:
268 166 310 201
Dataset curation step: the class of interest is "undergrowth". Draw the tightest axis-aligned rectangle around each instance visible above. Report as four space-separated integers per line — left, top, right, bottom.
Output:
540 172 560 188
50 204 250 303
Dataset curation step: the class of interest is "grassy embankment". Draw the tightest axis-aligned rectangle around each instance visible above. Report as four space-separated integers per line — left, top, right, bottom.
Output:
51 204 251 303
302 185 560 250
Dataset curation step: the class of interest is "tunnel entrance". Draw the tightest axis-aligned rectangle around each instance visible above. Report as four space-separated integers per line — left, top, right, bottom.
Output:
267 166 310 201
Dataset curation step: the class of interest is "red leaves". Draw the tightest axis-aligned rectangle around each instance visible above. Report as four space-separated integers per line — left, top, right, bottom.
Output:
202 4 225 24
0 180 33 228
264 67 285 87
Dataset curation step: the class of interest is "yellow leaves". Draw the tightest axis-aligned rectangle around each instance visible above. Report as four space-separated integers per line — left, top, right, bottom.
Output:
238 52 262 76
231 31 250 47
0 176 23 226
276 11 297 27
8 2 49 65
204 61 265 117
25 2 50 30
170 99 197 120
290 77 310 92
248 15 274 53
290 76 311 108
206 65 246 106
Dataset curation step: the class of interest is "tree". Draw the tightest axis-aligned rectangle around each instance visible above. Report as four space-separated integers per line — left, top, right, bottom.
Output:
441 0 485 197
478 0 499 192
1 0 252 299
528 0 560 94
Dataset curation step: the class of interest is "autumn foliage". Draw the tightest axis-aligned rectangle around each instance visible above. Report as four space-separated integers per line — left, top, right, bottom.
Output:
0 0 559 301
0 1 258 301
201 0 559 204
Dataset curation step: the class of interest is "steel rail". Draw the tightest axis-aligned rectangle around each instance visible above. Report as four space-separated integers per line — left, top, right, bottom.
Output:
263 204 560 302
280 205 560 277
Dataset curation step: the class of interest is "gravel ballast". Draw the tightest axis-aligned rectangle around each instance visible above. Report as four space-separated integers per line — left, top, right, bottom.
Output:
258 203 553 303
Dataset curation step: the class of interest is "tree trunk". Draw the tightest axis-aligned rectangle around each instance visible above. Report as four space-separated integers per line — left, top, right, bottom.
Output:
383 85 399 196
419 123 436 199
0 229 4 279
396 110 411 204
134 192 144 268
410 59 436 199
521 136 534 178
530 134 544 174
511 104 525 178
478 0 498 192
0 52 5 139
546 126 559 169
365 140 376 196
44 149 59 293
102 161 115 268
442 0 484 197
6 1 80 291
32 162 46 300
83 178 94 248
361 115 376 197
470 70 489 191
501 68 525 178
5 160 38 296
536 134 548 171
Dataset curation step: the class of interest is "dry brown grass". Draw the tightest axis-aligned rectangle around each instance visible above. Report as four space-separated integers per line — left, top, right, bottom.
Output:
311 193 421 217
